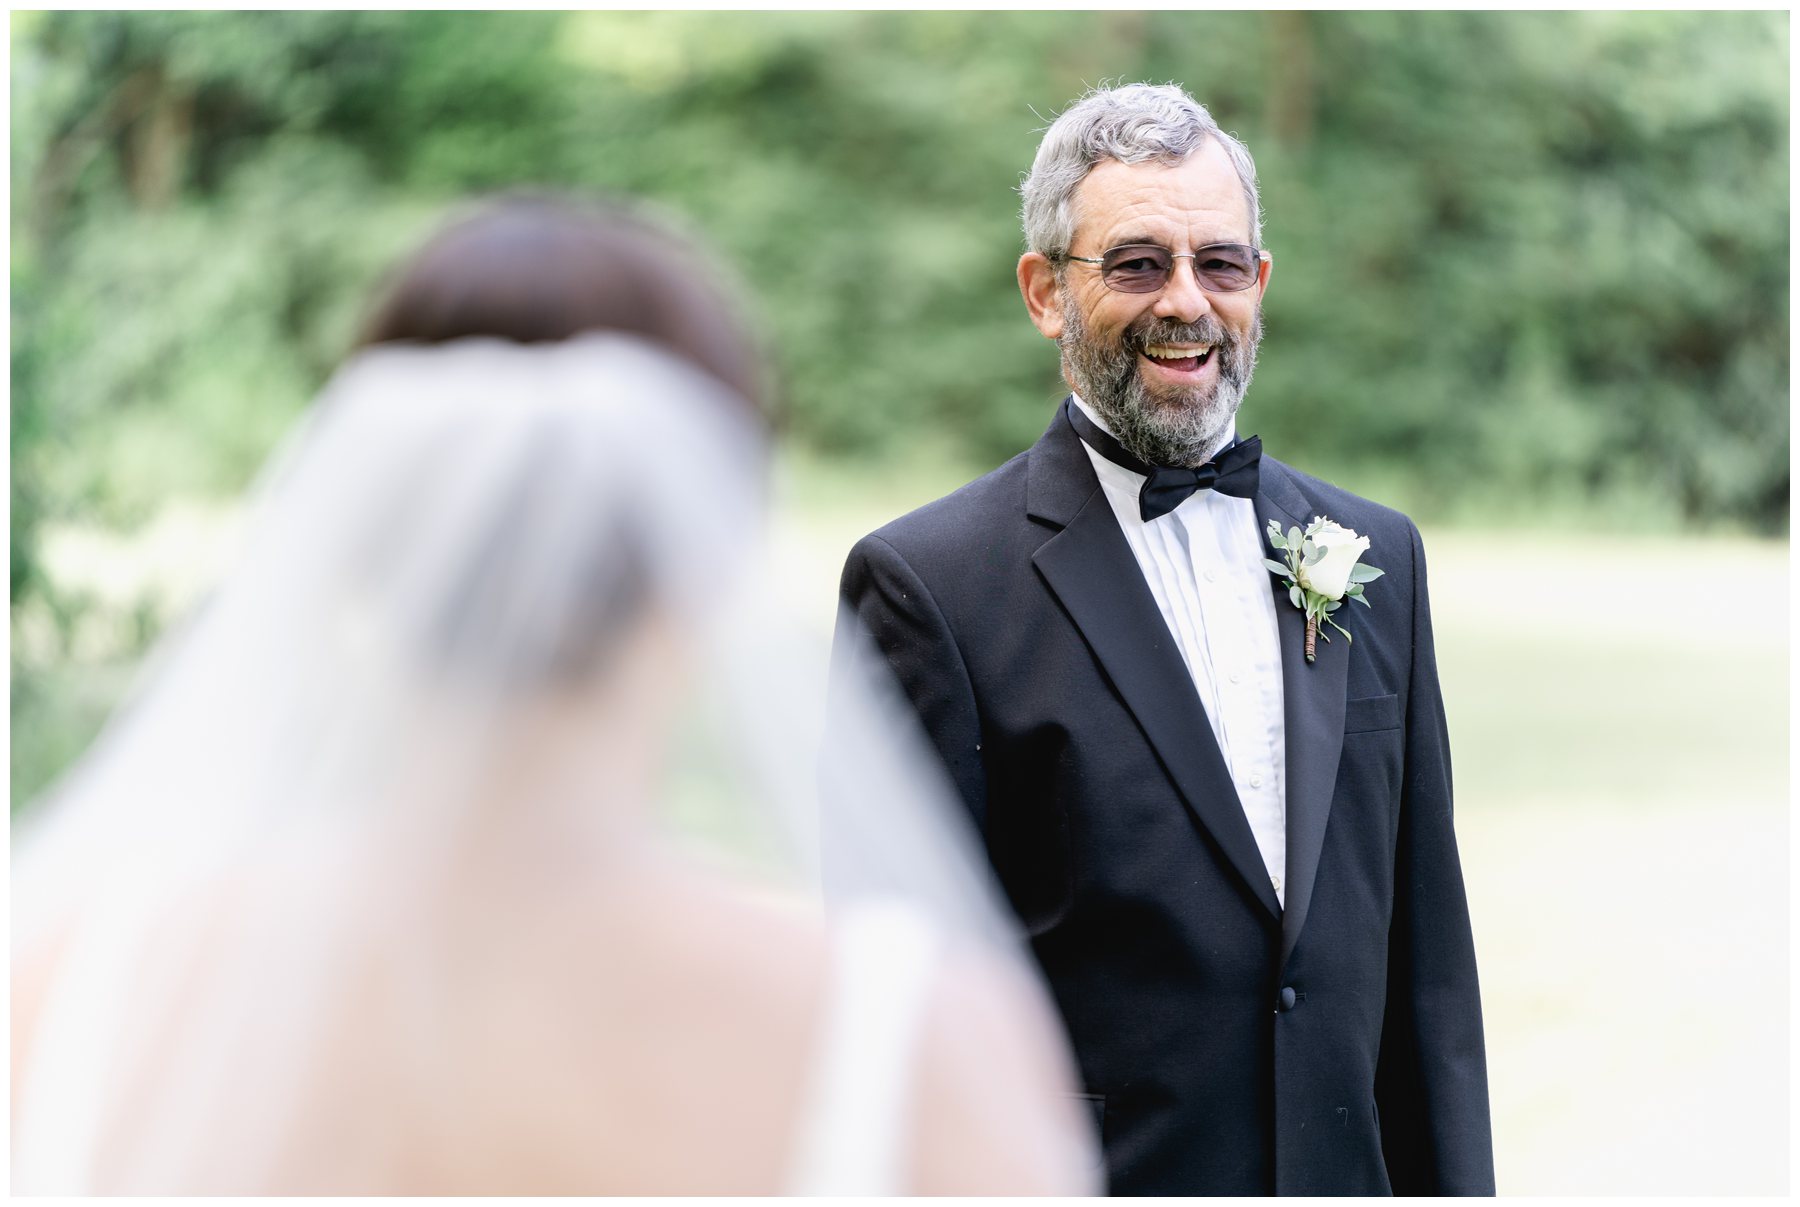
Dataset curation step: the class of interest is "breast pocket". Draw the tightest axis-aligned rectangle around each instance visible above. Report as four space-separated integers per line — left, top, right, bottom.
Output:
1343 692 1400 733
1339 693 1403 829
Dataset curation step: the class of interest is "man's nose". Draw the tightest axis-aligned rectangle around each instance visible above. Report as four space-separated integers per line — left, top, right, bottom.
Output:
1151 257 1215 323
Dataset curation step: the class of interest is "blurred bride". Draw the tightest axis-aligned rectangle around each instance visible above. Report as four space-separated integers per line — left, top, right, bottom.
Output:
11 197 1098 1194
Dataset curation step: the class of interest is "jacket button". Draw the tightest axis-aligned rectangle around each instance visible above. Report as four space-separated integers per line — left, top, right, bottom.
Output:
1277 986 1297 1012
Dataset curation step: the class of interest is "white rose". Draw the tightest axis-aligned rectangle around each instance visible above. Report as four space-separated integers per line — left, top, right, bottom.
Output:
1297 519 1371 601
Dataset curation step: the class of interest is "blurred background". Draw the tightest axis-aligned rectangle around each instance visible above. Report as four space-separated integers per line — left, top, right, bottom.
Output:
9 9 1789 1194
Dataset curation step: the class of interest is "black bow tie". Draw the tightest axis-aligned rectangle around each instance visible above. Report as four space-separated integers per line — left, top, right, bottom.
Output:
1065 399 1262 522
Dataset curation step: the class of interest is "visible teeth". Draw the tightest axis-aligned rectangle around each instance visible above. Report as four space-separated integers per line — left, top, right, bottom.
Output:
1145 344 1212 360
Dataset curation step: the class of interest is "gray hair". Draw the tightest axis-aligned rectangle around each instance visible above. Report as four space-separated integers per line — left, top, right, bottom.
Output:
1020 82 1263 256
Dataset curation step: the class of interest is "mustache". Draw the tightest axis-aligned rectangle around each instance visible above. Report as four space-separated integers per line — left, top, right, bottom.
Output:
1122 314 1232 355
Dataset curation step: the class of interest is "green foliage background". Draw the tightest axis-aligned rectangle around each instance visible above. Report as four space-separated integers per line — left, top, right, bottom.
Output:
9 11 1790 806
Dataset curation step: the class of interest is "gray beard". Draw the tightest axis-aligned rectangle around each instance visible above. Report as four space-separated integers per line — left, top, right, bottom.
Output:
1057 288 1263 468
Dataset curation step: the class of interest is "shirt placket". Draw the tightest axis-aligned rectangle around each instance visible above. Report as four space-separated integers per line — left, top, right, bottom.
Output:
1203 502 1285 898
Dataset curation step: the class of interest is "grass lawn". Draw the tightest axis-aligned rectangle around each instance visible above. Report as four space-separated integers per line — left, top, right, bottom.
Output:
1429 532 1788 1195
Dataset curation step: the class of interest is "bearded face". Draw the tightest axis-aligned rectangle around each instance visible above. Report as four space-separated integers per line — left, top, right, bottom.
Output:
1057 283 1263 469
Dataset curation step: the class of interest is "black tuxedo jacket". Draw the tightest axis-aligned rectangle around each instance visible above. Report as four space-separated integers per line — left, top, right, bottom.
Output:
837 401 1494 1195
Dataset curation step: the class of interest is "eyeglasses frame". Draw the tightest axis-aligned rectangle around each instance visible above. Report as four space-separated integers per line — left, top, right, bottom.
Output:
1055 242 1271 295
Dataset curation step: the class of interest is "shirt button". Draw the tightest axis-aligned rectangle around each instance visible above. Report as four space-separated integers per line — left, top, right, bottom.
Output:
1229 670 1242 684
1250 773 1264 788
1271 873 1283 892
1203 568 1218 583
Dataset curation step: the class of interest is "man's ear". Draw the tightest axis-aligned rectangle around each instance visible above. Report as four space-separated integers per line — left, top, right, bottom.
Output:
1017 252 1064 340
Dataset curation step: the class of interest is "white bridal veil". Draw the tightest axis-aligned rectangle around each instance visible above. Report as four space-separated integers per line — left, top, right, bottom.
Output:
11 335 1094 1193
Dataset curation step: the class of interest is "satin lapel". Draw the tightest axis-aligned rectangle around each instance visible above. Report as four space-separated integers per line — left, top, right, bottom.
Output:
1032 441 1282 922
1254 460 1350 967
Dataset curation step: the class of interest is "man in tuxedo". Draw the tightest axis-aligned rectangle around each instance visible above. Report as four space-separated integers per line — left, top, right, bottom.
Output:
836 83 1495 1195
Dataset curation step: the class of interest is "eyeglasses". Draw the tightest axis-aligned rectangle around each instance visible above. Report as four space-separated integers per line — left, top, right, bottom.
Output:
1059 243 1268 294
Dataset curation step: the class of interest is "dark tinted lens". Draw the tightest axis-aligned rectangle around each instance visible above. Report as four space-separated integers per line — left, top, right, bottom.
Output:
1193 244 1259 291
1099 245 1173 293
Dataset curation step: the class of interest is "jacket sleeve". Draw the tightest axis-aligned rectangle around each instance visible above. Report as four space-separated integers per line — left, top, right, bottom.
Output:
834 532 987 834
1374 520 1497 1194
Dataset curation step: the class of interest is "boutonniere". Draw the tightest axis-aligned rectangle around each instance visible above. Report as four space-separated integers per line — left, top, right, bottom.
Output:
1263 516 1384 663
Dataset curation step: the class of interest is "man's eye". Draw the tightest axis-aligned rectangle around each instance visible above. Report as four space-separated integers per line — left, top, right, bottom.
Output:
1115 257 1160 273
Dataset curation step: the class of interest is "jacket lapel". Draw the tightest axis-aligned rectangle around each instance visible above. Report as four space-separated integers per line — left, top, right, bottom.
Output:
1253 459 1350 968
1027 402 1282 921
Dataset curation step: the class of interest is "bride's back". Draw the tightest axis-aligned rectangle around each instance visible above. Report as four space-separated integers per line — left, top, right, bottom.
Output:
161 856 832 1194
12 196 1098 1196
17 845 1086 1195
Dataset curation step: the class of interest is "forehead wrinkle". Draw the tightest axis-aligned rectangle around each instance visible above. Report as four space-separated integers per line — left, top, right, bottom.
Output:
1072 148 1254 254
1094 199 1252 246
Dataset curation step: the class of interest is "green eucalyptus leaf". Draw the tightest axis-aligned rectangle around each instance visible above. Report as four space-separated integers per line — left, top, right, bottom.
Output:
1287 526 1302 549
1350 591 1372 608
1267 529 1287 550
1262 558 1293 577
1289 585 1304 610
1348 563 1385 584
1325 599 1341 612
1301 539 1318 560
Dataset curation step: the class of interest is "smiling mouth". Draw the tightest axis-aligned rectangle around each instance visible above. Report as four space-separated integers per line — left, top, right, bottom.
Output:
1140 344 1214 373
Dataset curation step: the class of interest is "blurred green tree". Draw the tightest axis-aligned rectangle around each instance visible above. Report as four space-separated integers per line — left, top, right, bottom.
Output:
9 10 1789 805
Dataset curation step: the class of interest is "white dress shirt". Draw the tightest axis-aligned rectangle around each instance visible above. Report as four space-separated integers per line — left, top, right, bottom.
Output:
1071 394 1289 907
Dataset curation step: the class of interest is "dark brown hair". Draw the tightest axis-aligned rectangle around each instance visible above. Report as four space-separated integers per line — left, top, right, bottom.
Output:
356 194 765 418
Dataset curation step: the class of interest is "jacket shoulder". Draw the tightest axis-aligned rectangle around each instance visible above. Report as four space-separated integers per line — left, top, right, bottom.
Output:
1266 456 1420 541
